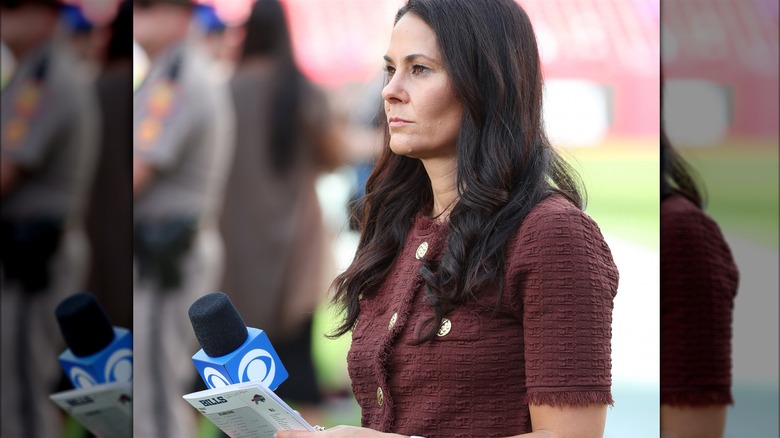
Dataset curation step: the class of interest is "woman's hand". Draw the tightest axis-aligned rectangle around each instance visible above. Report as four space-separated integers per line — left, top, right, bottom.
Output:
276 426 405 438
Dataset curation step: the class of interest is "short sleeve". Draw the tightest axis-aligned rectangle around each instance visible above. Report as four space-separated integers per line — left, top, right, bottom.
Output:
660 196 738 406
509 197 619 407
133 79 202 170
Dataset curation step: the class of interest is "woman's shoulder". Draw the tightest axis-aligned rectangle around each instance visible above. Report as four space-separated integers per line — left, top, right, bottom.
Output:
527 191 583 216
661 193 730 253
515 193 602 242
661 193 716 233
661 192 704 217
506 192 615 272
661 193 738 284
503 193 618 315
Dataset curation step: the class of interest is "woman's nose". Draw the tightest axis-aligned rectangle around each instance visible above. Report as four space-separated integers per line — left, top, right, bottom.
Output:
381 74 406 104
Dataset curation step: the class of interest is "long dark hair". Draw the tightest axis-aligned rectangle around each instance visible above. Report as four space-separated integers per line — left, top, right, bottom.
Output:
240 0 302 174
661 129 705 207
106 0 132 63
331 0 584 342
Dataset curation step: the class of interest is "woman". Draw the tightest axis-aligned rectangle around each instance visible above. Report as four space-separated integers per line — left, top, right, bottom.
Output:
280 0 618 436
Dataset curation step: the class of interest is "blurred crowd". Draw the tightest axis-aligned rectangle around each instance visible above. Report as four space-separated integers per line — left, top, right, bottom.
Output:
1 0 378 436
2 0 131 436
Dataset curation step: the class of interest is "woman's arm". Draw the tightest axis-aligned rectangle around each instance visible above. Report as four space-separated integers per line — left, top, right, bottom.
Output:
524 404 607 438
660 404 727 438
275 426 402 438
275 404 607 438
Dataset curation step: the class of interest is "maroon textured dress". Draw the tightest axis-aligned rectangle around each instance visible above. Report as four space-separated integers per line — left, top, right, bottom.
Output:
348 194 619 436
660 194 739 405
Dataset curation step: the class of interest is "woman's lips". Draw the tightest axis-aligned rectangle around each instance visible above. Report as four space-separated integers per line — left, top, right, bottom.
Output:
388 117 411 127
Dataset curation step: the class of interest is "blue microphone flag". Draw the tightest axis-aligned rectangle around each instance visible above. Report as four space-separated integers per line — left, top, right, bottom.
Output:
192 327 288 390
58 327 133 388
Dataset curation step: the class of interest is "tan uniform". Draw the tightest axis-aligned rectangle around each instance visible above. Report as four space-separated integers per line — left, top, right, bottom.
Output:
0 41 99 438
132 41 234 437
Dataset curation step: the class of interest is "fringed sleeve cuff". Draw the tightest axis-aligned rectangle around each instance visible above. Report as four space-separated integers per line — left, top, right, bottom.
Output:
661 388 733 406
526 389 615 408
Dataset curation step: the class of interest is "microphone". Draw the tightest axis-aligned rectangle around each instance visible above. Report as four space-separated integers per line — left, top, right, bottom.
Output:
188 292 288 390
55 292 133 388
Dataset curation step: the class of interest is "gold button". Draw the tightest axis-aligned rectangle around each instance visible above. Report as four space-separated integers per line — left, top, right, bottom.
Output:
358 292 364 300
437 318 452 337
415 242 429 259
388 312 398 330
377 387 384 406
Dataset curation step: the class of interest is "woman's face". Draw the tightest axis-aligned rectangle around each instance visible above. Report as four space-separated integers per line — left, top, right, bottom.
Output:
382 13 463 160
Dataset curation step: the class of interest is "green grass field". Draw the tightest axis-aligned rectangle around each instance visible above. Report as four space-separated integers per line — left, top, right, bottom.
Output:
678 141 779 249
564 139 779 250
562 141 660 249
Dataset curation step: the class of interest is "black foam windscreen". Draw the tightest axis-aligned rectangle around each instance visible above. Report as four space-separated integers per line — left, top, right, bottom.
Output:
55 292 116 357
188 292 248 358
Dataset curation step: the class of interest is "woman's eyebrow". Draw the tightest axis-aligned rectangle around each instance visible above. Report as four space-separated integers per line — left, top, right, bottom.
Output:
383 53 438 64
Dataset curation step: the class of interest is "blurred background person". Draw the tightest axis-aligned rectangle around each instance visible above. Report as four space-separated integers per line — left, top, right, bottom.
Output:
85 0 133 331
58 2 109 80
132 0 234 436
0 0 100 436
218 0 344 426
660 0 779 435
191 3 243 80
341 74 384 230
57 3 134 435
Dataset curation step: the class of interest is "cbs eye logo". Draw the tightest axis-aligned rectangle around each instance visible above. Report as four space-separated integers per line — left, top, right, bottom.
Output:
105 348 133 383
201 349 277 389
68 348 133 388
203 367 231 388
238 349 276 387
69 367 98 388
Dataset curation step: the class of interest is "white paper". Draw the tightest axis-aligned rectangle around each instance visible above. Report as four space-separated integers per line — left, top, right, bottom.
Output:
183 380 315 437
49 382 132 438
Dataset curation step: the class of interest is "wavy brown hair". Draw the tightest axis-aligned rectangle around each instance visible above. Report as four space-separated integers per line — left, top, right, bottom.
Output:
331 0 584 342
661 128 705 207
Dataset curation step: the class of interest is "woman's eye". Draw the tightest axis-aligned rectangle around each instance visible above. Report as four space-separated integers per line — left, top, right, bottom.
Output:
411 64 428 75
384 65 396 77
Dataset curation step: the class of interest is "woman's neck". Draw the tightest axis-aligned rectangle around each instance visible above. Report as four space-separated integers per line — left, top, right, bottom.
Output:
422 157 458 221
